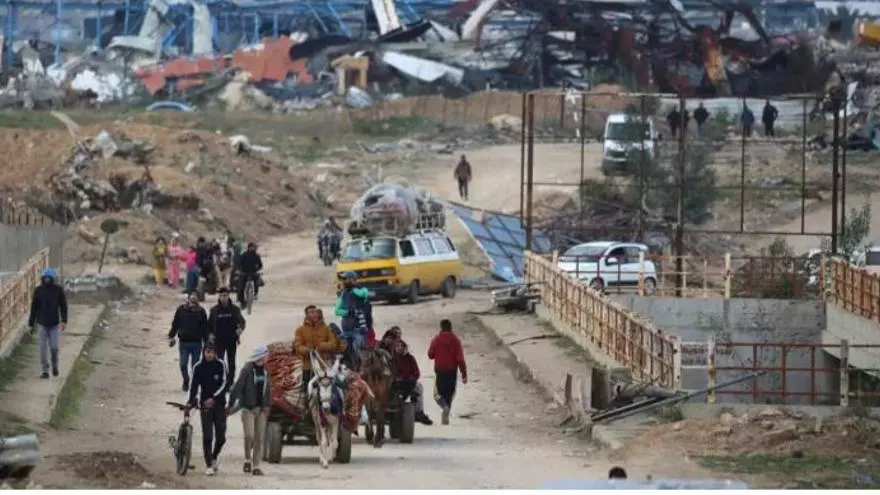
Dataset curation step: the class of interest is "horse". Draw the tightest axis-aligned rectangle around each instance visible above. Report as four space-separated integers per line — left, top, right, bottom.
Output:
359 346 393 448
307 350 345 469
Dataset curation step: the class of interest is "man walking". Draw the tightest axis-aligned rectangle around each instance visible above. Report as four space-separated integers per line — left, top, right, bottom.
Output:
762 99 779 138
741 104 755 138
187 341 228 476
454 154 472 201
228 345 271 476
209 287 246 384
169 293 210 391
666 108 680 140
28 267 68 379
427 319 467 425
693 103 709 138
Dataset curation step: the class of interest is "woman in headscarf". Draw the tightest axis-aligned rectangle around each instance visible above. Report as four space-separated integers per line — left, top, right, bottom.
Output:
166 233 185 289
153 236 168 286
185 245 199 294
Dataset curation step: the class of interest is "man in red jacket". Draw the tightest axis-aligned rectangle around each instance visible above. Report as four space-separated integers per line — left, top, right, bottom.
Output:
391 339 433 425
427 319 467 425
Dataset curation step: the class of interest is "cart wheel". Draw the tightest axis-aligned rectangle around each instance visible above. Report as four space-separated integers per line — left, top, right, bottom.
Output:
265 421 283 464
398 403 415 444
335 428 352 464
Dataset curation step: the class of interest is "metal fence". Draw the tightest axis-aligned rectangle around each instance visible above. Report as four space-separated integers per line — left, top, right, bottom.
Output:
524 251 678 389
685 337 880 406
0 202 65 274
544 250 824 299
0 248 49 345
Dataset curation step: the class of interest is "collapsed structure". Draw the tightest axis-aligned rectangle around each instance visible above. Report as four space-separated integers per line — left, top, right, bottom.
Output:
0 0 871 109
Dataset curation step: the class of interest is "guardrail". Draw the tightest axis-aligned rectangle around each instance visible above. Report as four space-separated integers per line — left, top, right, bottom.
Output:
829 258 880 323
524 251 679 389
0 248 49 344
686 337 880 406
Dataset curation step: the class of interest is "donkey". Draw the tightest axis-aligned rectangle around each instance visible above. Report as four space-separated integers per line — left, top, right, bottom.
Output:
307 350 345 469
360 347 393 448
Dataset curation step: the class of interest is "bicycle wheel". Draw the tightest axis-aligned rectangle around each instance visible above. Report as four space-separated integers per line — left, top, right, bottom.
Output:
245 282 255 315
176 423 193 475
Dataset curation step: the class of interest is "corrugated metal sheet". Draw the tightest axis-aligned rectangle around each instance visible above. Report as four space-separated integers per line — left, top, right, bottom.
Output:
448 203 553 283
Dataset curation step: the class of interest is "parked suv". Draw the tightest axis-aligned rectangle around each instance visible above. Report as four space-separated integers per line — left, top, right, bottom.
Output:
556 241 657 294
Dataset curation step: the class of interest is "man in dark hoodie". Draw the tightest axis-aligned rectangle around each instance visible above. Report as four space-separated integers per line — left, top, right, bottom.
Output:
28 267 68 379
187 341 228 477
208 287 246 384
169 293 210 391
427 319 467 425
227 344 271 476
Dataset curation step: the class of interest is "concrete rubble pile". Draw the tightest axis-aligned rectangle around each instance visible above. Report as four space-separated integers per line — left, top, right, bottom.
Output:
36 130 198 222
2 0 868 113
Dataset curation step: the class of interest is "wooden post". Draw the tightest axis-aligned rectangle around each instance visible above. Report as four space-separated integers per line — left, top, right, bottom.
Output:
707 336 717 404
724 253 732 299
638 251 645 296
590 366 612 410
839 339 850 407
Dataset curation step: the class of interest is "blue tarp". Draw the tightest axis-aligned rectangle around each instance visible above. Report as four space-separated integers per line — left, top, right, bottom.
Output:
448 202 553 284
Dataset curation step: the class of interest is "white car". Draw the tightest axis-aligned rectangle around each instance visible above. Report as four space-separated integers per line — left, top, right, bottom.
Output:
556 241 657 294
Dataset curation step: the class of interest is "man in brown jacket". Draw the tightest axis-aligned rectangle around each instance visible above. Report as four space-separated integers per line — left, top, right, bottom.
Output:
293 305 341 394
454 154 472 201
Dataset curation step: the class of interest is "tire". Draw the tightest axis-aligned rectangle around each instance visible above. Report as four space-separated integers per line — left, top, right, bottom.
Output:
389 415 400 440
265 421 283 464
335 428 352 464
175 423 193 476
441 277 456 298
643 277 657 296
386 295 401 305
398 402 415 444
245 282 255 315
588 278 605 293
406 281 419 304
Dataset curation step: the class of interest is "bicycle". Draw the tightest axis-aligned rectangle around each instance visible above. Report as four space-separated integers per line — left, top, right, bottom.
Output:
166 401 194 476
243 274 258 315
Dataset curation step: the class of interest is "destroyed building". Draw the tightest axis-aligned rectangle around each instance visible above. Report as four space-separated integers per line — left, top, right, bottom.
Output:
0 0 872 109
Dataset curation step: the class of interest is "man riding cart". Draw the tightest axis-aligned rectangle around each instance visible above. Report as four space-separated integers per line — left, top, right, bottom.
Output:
260 335 371 465
334 272 372 370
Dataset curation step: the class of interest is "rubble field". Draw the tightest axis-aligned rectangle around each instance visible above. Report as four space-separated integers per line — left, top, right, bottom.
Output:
623 408 880 489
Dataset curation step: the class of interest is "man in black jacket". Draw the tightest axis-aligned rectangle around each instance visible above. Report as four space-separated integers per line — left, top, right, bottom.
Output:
208 287 245 384
28 267 68 379
187 341 228 476
168 294 209 391
237 243 263 305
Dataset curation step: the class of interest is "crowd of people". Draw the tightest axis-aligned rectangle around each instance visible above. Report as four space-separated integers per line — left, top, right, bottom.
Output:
167 267 469 477
665 100 780 139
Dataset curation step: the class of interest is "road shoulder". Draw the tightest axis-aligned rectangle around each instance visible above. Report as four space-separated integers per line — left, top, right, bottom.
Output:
0 304 108 425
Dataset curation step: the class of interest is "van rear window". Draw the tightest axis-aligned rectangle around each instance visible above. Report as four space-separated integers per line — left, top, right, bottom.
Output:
341 238 396 261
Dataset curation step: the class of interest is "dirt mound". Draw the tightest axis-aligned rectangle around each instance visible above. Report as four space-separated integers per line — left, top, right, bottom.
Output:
0 122 342 265
627 407 880 487
53 451 155 488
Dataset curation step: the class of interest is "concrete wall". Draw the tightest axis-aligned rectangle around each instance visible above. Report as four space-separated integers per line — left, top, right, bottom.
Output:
0 224 65 274
613 296 836 405
824 303 880 374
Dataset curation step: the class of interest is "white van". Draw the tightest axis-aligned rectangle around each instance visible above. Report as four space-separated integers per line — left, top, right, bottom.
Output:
601 113 658 176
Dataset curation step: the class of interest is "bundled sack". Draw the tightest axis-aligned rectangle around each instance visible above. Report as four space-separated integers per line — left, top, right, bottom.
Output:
264 341 372 433
265 341 307 421
350 183 420 228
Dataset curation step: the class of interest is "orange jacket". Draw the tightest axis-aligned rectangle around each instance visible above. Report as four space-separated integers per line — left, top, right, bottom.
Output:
293 320 340 370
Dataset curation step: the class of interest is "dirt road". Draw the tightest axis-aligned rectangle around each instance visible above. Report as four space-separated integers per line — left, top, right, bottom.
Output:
33 233 609 488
